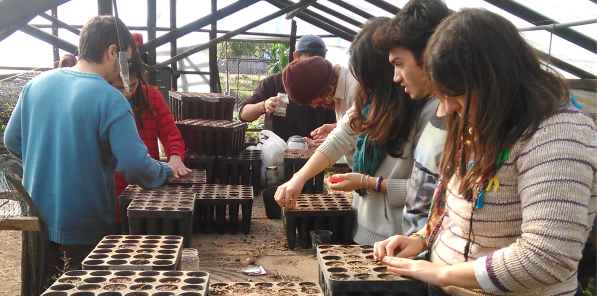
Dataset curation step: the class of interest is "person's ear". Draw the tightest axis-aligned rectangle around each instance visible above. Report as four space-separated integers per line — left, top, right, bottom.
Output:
293 52 299 60
106 44 118 61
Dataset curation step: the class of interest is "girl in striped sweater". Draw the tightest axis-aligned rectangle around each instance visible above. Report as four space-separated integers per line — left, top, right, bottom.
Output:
373 9 597 296
111 51 191 228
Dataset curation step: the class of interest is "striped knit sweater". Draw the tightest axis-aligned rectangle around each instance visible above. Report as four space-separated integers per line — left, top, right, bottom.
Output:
430 108 597 295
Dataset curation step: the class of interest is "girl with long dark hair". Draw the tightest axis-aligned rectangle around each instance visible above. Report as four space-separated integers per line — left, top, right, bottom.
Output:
275 17 438 245
374 9 596 295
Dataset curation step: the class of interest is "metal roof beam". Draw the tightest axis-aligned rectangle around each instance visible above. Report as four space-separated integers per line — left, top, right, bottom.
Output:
138 0 261 53
363 0 400 15
19 24 77 54
39 12 80 35
546 54 596 79
327 0 374 20
311 3 363 28
484 0 596 53
0 0 71 31
0 16 35 43
266 0 356 41
151 0 317 71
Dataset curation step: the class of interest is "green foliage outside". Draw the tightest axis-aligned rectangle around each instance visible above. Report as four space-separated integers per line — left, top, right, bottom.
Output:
265 43 290 74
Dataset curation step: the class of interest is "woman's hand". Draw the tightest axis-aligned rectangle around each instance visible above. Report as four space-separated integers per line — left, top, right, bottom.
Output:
264 97 281 114
327 173 368 192
168 155 192 178
310 123 336 140
374 235 425 260
382 257 448 287
275 175 307 210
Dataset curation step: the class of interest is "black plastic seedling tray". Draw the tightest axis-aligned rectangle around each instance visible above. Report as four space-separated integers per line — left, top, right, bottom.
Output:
184 153 216 184
82 235 183 271
282 194 355 250
317 245 426 296
284 149 324 193
193 184 253 235
128 190 195 247
41 269 210 296
177 119 247 156
119 185 197 235
218 150 261 194
208 282 323 295
169 91 235 122
164 169 207 186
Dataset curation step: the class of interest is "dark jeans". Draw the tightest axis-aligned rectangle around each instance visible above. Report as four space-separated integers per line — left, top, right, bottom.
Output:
44 241 95 289
428 284 451 296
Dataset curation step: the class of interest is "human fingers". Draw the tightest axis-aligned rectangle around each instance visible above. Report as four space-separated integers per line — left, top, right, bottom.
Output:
374 240 388 260
310 127 320 137
274 185 286 207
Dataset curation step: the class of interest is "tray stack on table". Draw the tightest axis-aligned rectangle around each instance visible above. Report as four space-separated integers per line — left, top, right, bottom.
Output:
283 193 355 250
82 235 183 271
193 184 254 235
169 91 235 121
177 119 247 157
118 184 196 235
41 270 209 296
217 150 262 194
184 153 217 184
284 149 324 193
317 245 425 296
164 169 207 187
126 186 196 247
209 282 323 295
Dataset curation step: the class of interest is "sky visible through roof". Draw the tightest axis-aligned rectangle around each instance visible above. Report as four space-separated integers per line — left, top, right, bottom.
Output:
0 0 595 90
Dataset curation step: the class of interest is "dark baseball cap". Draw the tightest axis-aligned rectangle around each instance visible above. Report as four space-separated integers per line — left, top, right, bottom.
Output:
296 35 327 53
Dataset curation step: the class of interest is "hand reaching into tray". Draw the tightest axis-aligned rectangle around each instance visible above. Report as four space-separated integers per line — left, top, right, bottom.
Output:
275 175 305 210
373 235 425 261
168 155 192 178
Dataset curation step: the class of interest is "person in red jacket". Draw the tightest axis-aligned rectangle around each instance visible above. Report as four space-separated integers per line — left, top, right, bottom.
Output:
111 51 191 228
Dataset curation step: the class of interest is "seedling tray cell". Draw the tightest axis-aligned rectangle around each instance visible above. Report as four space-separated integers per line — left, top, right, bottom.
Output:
42 269 210 296
193 184 253 235
208 282 323 295
127 188 196 247
218 150 262 194
82 235 183 271
184 153 216 183
169 91 235 122
177 119 247 156
164 169 207 186
317 245 425 296
283 194 355 250
284 149 324 193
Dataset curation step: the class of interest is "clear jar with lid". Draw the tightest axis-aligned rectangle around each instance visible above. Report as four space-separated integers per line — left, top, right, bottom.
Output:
180 248 200 271
274 93 289 117
265 166 279 187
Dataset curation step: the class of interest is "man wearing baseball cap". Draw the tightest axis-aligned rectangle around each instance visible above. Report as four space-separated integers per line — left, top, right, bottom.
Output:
239 35 336 146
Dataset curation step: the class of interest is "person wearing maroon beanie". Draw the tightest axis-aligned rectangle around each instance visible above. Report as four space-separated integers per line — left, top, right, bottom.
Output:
282 56 358 164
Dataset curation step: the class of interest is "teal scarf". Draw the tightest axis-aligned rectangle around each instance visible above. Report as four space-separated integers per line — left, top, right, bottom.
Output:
352 102 386 196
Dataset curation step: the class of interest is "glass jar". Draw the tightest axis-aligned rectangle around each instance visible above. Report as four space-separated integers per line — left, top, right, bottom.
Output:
265 166 279 187
180 248 199 271
274 93 289 117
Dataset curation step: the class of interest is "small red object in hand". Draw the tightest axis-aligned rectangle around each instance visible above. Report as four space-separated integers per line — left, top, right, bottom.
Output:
328 176 346 183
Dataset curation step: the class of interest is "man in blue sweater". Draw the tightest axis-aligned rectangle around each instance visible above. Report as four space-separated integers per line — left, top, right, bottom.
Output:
3 16 172 285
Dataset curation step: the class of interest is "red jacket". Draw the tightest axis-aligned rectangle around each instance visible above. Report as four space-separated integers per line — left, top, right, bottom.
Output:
115 86 185 222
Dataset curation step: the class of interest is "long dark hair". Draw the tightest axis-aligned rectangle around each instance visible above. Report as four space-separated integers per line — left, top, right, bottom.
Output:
349 17 430 158
128 51 153 130
425 8 569 195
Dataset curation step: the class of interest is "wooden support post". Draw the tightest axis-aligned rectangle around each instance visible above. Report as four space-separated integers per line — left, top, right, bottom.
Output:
170 0 178 90
209 0 220 93
147 0 157 85
289 20 297 63
98 0 113 15
0 217 40 231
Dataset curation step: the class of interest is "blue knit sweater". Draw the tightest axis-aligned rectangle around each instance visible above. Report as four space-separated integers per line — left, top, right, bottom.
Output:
4 69 172 244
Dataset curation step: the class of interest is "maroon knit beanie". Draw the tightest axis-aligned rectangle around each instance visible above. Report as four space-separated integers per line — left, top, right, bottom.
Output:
282 56 334 105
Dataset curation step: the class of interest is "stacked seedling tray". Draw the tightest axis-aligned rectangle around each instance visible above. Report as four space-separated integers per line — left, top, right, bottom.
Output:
177 119 247 157
41 270 209 296
284 149 324 193
127 187 196 247
184 153 216 184
209 282 323 295
82 235 183 271
119 185 196 235
317 245 426 296
193 184 253 235
164 169 207 186
169 91 235 121
218 150 261 194
283 194 355 250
